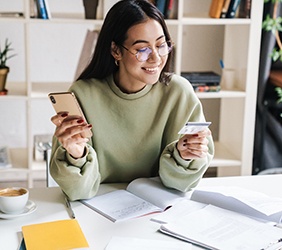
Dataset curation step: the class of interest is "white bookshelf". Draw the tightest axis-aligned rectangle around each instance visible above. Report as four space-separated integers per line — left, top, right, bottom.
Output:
0 0 263 186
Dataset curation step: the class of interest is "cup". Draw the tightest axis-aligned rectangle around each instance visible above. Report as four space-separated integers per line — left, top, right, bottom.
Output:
0 187 29 214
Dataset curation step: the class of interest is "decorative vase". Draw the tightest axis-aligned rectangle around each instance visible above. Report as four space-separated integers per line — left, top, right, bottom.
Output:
82 0 99 19
0 67 9 95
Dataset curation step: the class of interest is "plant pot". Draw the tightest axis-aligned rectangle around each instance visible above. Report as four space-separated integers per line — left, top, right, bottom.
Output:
0 67 9 95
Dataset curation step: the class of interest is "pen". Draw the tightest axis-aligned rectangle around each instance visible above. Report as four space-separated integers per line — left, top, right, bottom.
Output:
65 197 76 219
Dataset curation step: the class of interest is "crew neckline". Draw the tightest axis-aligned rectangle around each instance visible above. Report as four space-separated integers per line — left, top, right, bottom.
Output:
107 75 154 100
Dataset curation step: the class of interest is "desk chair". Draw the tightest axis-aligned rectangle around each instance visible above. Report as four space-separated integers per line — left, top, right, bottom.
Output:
45 149 59 187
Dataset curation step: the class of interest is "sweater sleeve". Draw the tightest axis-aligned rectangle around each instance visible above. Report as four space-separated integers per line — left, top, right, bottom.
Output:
158 75 215 192
49 136 101 201
159 135 214 192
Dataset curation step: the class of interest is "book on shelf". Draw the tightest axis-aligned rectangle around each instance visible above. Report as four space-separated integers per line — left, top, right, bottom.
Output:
181 71 221 83
181 71 221 92
36 0 50 19
80 177 189 222
164 0 175 19
193 85 221 93
21 219 89 250
154 0 178 19
238 0 251 18
210 0 249 19
209 0 225 18
220 0 231 18
166 0 178 19
226 0 241 18
155 0 167 16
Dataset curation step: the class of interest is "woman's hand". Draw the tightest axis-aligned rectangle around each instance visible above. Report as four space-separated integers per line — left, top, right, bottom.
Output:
51 112 92 159
177 128 211 160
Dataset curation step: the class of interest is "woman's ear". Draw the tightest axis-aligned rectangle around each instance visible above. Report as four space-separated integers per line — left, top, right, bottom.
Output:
111 41 122 60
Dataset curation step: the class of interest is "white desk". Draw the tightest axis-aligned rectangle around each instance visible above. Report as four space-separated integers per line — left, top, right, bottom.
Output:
1 174 282 250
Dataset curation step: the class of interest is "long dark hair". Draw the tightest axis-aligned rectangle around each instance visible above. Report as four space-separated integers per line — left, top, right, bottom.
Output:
77 0 173 84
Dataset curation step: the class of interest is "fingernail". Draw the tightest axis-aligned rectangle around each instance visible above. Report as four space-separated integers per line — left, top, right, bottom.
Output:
77 119 84 124
87 124 92 129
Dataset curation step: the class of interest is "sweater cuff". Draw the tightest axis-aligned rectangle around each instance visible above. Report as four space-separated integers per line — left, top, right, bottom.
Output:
66 146 89 168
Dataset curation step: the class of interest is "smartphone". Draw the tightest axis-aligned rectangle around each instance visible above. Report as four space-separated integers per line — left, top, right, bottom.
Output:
178 122 211 135
48 91 92 138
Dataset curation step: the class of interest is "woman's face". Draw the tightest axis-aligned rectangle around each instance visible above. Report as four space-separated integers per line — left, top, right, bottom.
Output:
115 19 168 93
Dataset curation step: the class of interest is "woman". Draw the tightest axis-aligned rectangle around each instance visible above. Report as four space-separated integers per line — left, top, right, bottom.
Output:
50 0 214 201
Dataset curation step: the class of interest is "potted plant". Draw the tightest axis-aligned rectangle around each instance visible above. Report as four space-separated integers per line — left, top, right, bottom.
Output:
262 0 282 113
0 39 16 95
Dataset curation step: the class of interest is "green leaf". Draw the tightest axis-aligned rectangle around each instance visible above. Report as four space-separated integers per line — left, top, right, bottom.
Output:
276 87 282 103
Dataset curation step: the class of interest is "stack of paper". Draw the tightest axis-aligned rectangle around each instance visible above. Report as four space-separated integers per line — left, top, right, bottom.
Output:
160 205 282 250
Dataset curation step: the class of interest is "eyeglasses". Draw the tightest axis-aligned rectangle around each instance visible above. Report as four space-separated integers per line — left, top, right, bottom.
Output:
120 41 173 62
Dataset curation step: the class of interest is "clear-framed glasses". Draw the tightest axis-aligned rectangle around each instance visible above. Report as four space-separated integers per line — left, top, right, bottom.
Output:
120 41 173 62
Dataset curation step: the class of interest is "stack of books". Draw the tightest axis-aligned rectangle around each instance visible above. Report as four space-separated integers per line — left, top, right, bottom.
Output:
209 0 251 19
181 71 221 93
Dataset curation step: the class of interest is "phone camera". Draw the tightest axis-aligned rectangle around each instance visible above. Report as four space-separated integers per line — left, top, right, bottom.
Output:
50 96 56 104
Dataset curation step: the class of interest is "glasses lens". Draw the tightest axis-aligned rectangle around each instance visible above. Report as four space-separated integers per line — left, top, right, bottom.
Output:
137 47 152 62
136 41 173 62
159 42 172 56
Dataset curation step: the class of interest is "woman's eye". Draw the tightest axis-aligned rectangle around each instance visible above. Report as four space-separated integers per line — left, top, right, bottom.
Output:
158 43 167 48
137 47 150 53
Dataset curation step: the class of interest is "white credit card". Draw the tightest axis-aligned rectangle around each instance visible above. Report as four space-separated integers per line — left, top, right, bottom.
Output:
178 122 211 135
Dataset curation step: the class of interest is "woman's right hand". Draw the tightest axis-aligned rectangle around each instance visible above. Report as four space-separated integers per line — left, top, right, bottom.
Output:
51 112 92 159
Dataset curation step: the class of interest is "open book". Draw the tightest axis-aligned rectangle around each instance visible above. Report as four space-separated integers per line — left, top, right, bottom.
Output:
80 177 189 222
190 186 282 224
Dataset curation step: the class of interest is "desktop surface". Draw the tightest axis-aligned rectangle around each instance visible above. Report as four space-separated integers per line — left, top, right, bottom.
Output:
1 174 282 250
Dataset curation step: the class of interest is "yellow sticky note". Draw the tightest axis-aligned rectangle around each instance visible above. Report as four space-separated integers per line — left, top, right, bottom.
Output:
22 219 89 250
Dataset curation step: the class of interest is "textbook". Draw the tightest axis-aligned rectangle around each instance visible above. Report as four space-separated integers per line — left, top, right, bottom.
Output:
81 177 189 222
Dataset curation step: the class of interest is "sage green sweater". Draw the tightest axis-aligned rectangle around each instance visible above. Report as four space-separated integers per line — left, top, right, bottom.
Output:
50 74 214 201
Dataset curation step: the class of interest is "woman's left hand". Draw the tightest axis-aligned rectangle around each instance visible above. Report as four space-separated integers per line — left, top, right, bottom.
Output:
177 128 211 160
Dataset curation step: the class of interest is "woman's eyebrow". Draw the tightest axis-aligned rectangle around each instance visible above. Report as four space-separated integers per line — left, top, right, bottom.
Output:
131 35 165 46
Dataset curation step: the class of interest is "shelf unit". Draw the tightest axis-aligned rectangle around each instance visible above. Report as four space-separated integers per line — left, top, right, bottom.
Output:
0 0 263 186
